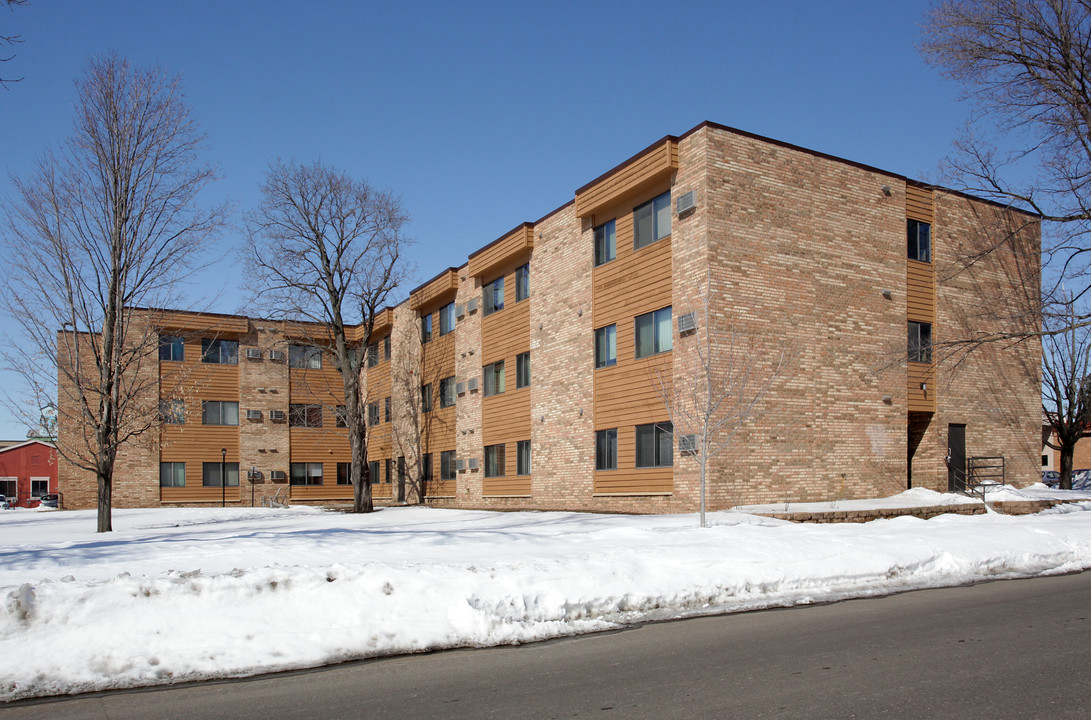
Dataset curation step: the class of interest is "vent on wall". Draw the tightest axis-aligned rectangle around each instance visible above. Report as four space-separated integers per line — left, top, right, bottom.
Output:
245 348 263 360
467 297 479 313
679 434 698 455
468 457 479 470
676 190 697 214
245 409 263 421
269 409 286 421
456 458 466 471
268 350 285 362
678 312 697 334
456 303 466 319
270 470 286 481
467 377 479 392
456 382 467 395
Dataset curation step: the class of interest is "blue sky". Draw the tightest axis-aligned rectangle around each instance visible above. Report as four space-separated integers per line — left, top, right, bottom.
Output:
0 0 962 438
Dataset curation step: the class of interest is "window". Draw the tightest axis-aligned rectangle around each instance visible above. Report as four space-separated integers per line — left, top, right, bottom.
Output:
440 376 456 408
383 335 391 361
422 453 433 484
366 342 379 368
368 460 380 486
595 325 617 368
516 352 530 389
635 422 673 468
483 361 505 396
159 462 185 488
439 302 456 335
594 219 616 266
385 458 392 484
290 462 324 486
159 335 184 361
201 338 238 365
289 344 322 369
484 444 505 478
515 263 530 302
30 479 48 497
421 313 433 344
202 462 239 487
335 405 347 428
202 401 239 426
635 307 672 358
0 479 14 498
289 403 322 428
633 191 671 249
517 440 531 476
596 429 617 471
421 384 433 413
907 219 931 263
159 399 185 425
908 321 932 363
337 462 352 485
440 450 456 480
484 275 505 315
384 397 392 422
368 401 380 426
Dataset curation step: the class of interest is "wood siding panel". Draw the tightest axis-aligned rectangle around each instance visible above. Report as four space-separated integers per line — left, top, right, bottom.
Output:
483 475 531 496
411 269 460 311
160 487 242 503
575 139 678 219
906 184 934 223
290 366 344 406
907 362 937 413
906 259 936 323
289 482 353 501
468 224 534 280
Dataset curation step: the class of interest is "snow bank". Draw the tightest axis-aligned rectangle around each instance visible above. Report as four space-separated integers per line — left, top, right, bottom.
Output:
3 501 1091 700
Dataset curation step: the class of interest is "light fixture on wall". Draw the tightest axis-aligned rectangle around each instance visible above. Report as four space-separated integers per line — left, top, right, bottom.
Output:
881 185 892 196
920 382 927 391
882 395 893 404
881 289 893 300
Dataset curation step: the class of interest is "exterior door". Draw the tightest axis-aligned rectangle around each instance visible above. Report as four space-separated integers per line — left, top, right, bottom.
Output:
947 424 966 491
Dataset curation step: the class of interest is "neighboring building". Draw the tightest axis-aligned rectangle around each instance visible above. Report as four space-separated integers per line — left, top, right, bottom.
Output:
58 121 1042 512
0 440 58 507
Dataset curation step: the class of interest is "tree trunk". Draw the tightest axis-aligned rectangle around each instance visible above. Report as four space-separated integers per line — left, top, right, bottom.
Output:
96 465 113 532
1060 443 1074 491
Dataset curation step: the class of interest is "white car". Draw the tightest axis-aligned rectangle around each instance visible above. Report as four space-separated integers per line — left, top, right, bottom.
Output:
0 495 10 510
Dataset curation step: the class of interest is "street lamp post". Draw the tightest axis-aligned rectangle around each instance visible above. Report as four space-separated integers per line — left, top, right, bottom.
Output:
221 448 227 508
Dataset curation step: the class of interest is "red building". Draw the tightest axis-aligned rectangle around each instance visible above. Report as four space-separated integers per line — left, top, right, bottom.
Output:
0 440 58 507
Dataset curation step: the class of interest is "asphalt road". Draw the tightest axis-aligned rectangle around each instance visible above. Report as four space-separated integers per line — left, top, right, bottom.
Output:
3 572 1090 719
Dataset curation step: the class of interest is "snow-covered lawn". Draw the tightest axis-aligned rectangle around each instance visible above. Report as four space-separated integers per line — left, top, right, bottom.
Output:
3 487 1091 701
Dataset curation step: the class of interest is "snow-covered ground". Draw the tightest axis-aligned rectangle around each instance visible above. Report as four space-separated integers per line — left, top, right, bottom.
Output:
3 487 1091 701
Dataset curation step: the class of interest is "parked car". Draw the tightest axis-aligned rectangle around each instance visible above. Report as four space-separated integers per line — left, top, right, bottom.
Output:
1042 470 1061 487
0 495 9 510
38 494 59 509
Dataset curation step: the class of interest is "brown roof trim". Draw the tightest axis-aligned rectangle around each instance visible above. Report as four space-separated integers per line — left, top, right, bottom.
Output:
469 222 535 261
574 134 681 196
409 266 462 297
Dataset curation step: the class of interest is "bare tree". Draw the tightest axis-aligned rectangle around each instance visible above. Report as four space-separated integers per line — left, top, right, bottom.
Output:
655 287 791 528
1 0 28 88
921 0 1091 318
244 160 411 513
2 53 226 532
1042 296 1091 488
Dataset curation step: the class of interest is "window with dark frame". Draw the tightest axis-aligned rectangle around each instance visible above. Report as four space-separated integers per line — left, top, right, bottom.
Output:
159 399 185 425
515 263 530 302
384 458 392 484
367 401 380 426
440 376 456 408
289 344 322 369
594 219 616 266
383 335 391 361
908 321 933 363
595 325 617 368
907 219 932 263
422 383 433 413
201 338 238 365
159 335 184 361
366 342 379 368
635 422 673 468
484 443 505 478
439 302 456 335
633 191 671 250
202 462 239 487
422 453 433 484
337 462 352 485
421 313 433 344
595 429 617 471
159 462 185 488
517 440 531 476
30 479 48 497
384 397 392 422
484 275 505 315
201 400 239 426
290 462 323 486
335 405 347 428
635 307 673 358
368 460 379 486
483 361 505 396
516 352 530 389
441 450 456 480
289 403 322 428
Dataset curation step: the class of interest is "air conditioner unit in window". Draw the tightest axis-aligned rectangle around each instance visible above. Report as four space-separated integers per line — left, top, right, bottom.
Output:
467 377 479 392
456 458 466 471
245 409 262 421
678 311 697 334
456 303 466 319
269 409 286 421
268 350 285 362
468 457 479 470
676 190 697 214
245 348 263 360
467 297 479 313
456 382 466 395
679 434 698 455
270 470 287 482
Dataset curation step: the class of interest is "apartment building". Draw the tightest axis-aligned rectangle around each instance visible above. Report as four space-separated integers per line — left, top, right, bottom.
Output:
58 121 1042 511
